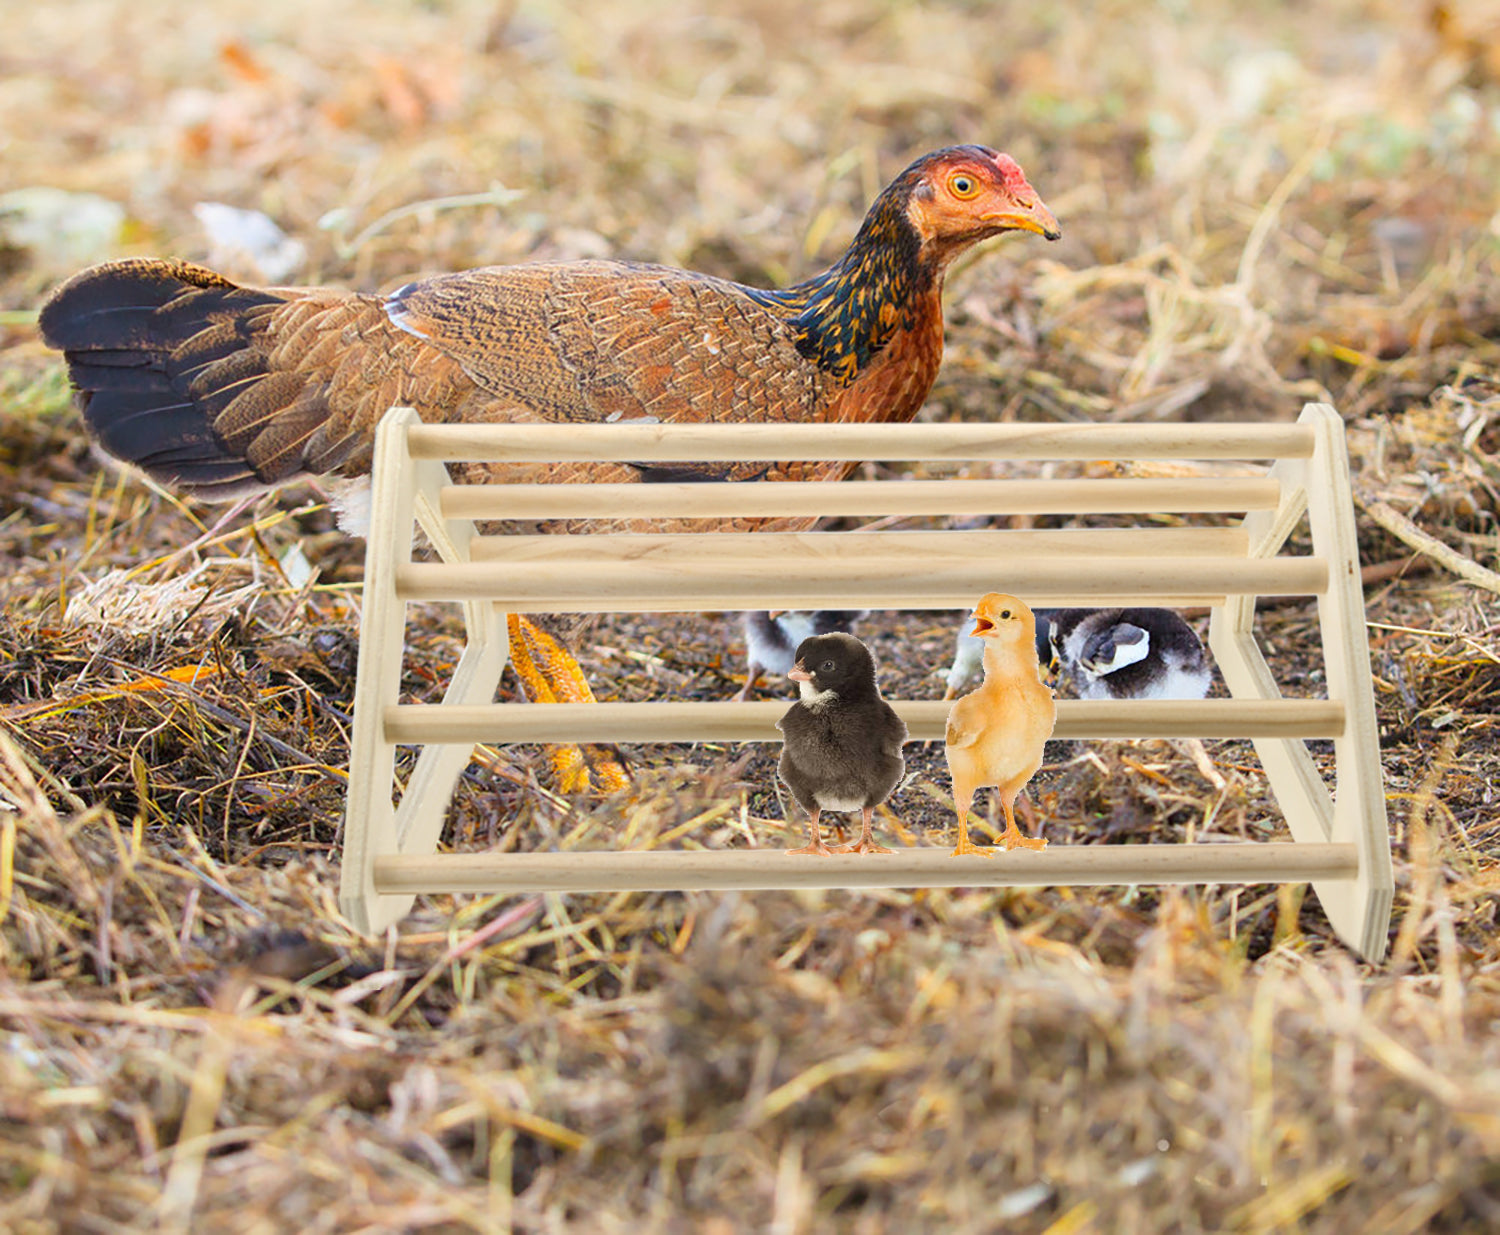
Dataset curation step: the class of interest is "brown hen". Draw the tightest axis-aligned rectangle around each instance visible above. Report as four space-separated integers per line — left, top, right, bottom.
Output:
40 146 1058 787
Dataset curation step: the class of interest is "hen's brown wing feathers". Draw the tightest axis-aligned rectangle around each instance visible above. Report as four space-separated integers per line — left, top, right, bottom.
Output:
247 293 475 480
42 259 838 498
387 262 832 436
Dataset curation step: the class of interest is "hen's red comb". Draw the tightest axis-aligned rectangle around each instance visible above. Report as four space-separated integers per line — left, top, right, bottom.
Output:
991 152 1031 193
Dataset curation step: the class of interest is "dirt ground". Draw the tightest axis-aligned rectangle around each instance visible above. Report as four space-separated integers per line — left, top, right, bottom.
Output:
2 1 1499 1231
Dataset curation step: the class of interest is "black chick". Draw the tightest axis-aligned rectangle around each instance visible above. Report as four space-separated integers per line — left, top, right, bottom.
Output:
736 610 868 701
776 632 908 856
1047 608 1211 701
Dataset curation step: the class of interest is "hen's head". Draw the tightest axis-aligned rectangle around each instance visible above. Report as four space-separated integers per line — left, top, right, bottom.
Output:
970 592 1041 656
897 146 1059 261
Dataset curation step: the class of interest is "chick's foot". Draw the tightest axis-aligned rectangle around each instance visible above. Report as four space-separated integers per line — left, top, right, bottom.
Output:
829 808 893 855
1000 823 1048 852
950 814 996 858
786 810 841 856
787 837 843 857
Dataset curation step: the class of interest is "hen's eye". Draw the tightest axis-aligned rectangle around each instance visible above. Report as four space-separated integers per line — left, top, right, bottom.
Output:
949 173 978 198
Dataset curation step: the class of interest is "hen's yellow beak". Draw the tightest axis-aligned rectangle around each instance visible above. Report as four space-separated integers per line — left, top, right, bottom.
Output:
982 197 1061 242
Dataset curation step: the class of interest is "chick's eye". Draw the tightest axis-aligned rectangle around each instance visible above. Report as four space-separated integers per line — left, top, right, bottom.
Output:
821 660 836 672
1001 609 1012 620
948 173 978 198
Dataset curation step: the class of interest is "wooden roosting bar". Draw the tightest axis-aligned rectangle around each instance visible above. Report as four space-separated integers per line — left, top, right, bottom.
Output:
338 404 1393 961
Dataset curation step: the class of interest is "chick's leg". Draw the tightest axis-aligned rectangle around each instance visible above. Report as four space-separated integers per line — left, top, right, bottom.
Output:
949 777 996 859
733 662 762 702
831 806 893 855
786 807 840 857
998 779 1047 852
507 615 630 793
1179 737 1227 791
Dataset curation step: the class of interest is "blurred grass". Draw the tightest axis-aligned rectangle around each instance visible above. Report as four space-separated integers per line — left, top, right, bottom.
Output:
2 0 1500 1231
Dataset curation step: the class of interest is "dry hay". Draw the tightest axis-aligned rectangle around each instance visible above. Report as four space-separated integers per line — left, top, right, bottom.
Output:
3 0 1500 1231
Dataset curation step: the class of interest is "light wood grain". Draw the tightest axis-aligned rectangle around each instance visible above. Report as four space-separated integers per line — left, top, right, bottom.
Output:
372 843 1360 895
407 420 1316 463
1302 403 1394 961
338 403 1391 961
394 554 1326 609
470 526 1248 564
440 476 1282 521
383 698 1347 744
338 408 422 935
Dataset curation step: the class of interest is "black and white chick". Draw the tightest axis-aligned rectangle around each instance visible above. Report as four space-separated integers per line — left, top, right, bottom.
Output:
1046 608 1210 701
944 608 1053 699
776 632 908 856
736 610 867 700
1049 607 1223 787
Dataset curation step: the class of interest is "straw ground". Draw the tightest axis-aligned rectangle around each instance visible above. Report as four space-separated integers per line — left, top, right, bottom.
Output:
2 1 1499 1230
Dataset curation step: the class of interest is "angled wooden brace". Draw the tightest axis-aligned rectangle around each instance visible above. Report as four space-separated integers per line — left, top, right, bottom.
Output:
1208 403 1393 960
340 408 510 934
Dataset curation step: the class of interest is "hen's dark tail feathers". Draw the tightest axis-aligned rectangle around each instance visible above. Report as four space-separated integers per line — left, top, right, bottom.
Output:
39 258 292 497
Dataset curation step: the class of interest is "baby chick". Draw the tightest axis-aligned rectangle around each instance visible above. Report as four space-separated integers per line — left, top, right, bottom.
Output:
1047 608 1210 701
776 632 908 856
1048 607 1222 788
736 610 867 701
944 593 1055 856
944 607 1054 699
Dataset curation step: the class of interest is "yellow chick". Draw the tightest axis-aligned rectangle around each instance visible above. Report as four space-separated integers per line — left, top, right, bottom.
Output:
944 592 1056 857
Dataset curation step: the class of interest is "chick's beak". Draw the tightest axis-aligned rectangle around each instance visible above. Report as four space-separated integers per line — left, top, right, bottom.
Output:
983 195 1061 242
970 616 995 637
788 662 814 682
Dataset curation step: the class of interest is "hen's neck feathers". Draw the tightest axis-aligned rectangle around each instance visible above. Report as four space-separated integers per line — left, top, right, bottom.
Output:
746 177 928 387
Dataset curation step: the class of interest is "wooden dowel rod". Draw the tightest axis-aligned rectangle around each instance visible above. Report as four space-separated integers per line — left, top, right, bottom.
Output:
439 477 1282 521
394 556 1327 605
372 842 1360 895
405 420 1316 463
471 526 1248 565
383 698 1346 744
395 589 1235 612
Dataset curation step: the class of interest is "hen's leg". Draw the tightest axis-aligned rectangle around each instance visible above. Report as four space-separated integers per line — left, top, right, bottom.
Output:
507 615 630 793
831 806 893 855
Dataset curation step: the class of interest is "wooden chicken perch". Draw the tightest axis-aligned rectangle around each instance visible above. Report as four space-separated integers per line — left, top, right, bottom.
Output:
339 404 1393 960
